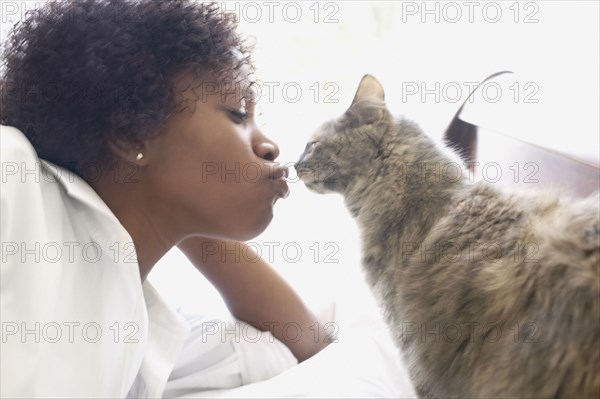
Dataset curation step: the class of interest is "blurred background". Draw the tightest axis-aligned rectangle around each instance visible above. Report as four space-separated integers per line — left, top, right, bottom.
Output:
2 1 598 331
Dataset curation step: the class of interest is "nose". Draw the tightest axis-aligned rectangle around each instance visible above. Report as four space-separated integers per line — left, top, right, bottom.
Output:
253 129 280 161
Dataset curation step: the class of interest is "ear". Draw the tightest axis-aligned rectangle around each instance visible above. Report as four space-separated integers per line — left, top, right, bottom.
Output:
347 74 386 124
351 74 385 105
108 138 148 165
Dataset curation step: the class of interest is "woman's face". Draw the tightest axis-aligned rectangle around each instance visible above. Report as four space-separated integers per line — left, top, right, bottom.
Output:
140 73 289 242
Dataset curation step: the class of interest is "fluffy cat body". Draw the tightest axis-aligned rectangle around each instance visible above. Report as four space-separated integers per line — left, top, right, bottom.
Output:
296 75 599 398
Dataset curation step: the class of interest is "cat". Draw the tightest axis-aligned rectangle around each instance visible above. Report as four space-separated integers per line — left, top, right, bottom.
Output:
295 74 600 398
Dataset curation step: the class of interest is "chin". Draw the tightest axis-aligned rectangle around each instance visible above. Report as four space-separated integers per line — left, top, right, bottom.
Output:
303 180 336 194
231 209 274 241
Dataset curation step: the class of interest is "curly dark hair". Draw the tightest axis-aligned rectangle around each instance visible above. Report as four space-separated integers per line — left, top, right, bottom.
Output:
1 0 254 177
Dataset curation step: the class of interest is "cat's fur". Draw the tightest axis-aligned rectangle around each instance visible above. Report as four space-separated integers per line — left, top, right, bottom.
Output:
295 75 600 398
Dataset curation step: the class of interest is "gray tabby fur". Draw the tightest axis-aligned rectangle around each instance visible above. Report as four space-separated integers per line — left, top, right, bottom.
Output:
295 75 600 398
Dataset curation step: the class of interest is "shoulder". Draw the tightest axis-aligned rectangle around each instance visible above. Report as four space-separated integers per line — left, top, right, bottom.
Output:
1 125 39 163
1 125 42 207
1 124 49 203
0 125 70 242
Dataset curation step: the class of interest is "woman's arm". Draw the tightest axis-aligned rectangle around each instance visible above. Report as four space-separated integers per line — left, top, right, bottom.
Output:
177 236 331 362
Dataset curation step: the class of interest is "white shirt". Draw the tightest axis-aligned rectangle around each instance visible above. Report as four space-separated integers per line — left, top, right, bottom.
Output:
1 125 191 398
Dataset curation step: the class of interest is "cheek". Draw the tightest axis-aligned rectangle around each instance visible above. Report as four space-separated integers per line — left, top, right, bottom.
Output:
201 179 275 240
149 119 277 237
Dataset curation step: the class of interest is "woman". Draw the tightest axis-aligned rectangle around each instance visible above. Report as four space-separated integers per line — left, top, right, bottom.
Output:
0 0 330 397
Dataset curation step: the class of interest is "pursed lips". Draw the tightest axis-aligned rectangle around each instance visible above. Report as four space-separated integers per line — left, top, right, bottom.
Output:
269 165 290 199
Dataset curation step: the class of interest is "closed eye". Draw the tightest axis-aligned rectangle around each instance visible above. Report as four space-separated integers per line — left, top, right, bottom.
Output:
221 107 248 124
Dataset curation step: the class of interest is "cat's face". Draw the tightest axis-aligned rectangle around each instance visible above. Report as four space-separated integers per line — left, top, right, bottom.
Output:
295 75 392 194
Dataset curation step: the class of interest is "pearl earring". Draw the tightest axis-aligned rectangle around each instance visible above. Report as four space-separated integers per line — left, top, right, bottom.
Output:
136 152 144 161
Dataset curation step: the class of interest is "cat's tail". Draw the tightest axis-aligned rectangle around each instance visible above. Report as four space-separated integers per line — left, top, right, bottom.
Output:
443 70 513 169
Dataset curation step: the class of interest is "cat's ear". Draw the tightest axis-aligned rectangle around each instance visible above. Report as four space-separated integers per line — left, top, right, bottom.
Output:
347 74 386 125
351 74 385 104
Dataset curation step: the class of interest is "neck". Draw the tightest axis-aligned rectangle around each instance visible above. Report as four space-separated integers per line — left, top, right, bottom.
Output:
345 125 466 247
86 165 178 282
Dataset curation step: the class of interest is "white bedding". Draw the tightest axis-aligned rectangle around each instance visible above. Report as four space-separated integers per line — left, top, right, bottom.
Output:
151 250 418 398
170 327 417 399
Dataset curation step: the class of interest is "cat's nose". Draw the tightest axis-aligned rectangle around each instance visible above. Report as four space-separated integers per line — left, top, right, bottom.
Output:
295 152 308 170
293 161 305 179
